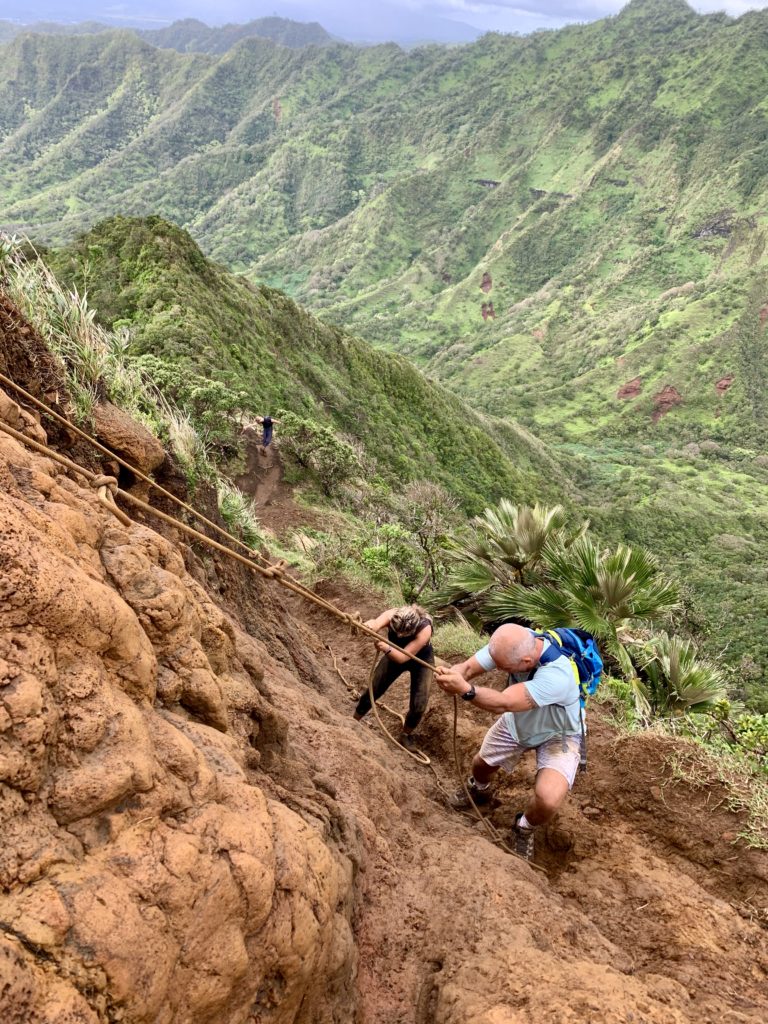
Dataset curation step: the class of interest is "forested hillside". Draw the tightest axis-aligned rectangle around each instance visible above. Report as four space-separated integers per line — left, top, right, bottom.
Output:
1 0 767 698
0 1 766 439
46 215 559 512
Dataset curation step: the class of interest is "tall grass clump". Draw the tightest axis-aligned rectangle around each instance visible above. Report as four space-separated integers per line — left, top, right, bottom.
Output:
1 235 147 422
0 234 218 483
217 479 266 549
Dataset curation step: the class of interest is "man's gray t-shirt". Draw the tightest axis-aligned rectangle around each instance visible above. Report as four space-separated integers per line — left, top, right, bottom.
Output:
475 638 582 748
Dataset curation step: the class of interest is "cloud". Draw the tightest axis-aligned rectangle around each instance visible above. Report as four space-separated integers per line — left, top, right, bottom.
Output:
420 0 768 32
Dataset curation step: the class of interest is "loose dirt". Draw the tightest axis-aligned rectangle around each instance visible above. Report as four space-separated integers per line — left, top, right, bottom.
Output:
1 312 767 1023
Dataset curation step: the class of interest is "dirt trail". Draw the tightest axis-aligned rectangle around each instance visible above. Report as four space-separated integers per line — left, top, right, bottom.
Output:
272 564 768 1024
1 333 767 1023
236 429 285 507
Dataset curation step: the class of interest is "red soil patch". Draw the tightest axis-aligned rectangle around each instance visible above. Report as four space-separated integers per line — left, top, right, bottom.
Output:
481 301 496 321
760 303 768 326
480 271 492 293
652 385 682 422
715 376 734 394
618 377 643 400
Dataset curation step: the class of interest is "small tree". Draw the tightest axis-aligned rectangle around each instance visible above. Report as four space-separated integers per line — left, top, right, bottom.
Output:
631 632 727 721
396 481 459 596
277 410 360 496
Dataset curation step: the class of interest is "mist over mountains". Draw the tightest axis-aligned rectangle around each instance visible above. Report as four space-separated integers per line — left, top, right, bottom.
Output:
0 2 485 45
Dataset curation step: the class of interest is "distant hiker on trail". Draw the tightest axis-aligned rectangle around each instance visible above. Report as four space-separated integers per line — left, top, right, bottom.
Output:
435 623 584 862
255 415 279 452
354 605 434 751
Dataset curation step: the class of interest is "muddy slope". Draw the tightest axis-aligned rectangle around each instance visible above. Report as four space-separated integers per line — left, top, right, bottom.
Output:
0 330 767 1022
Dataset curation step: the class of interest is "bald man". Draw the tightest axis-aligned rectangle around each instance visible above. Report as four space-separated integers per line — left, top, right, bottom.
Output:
435 624 582 861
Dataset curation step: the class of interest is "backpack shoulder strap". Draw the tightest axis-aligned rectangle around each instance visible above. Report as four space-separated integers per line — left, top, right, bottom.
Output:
534 630 566 666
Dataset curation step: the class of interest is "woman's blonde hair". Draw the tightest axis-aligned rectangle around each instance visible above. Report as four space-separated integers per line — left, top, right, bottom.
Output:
390 605 428 637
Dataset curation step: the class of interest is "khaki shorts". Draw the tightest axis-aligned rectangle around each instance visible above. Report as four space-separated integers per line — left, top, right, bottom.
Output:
479 715 581 789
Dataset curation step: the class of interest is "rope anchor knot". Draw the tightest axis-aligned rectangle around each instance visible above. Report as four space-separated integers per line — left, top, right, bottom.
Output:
90 475 132 527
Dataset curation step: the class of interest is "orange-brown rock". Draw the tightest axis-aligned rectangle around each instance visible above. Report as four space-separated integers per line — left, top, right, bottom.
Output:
93 401 166 476
0 421 356 1024
652 384 682 421
617 376 642 399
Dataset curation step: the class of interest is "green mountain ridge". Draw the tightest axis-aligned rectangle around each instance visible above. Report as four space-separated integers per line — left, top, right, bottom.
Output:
47 215 561 514
1 1 766 447
0 16 333 51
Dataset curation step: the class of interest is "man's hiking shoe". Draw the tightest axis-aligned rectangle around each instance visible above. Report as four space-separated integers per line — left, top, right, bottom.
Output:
398 733 417 752
448 778 491 811
512 813 535 862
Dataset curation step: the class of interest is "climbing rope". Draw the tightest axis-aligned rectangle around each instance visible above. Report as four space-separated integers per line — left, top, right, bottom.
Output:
0 376 537 866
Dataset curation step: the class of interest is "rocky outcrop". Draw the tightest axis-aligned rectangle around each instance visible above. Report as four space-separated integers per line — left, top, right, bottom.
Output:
652 384 682 421
618 376 642 399
0 402 356 1024
93 401 166 485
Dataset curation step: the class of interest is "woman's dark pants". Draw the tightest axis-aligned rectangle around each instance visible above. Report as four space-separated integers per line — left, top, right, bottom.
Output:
355 654 434 731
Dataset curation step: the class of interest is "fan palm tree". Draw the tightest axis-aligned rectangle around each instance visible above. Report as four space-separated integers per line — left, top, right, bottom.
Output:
631 632 727 720
431 501 583 610
484 535 679 681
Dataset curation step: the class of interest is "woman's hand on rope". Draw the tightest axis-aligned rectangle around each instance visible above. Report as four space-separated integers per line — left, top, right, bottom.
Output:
375 639 392 655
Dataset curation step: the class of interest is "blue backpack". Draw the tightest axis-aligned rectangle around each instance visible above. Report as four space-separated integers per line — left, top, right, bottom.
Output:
533 628 603 772
534 627 603 706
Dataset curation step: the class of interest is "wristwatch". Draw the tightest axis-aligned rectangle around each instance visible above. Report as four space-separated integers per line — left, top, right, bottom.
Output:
461 684 477 702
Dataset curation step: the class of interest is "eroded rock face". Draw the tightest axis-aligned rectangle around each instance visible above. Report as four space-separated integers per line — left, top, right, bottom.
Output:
93 401 166 477
0 410 356 1024
652 384 682 422
617 376 642 400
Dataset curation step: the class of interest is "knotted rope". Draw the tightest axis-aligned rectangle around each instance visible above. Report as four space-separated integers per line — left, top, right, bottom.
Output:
90 474 132 527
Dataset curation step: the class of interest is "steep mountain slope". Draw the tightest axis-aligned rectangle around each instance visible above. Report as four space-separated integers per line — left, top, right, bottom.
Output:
1 309 767 1024
1 1 766 446
42 216 768 703
46 215 561 512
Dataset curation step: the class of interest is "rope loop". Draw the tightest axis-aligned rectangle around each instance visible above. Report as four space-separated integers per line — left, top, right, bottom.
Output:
90 474 132 527
263 558 288 579
90 474 119 495
347 611 364 636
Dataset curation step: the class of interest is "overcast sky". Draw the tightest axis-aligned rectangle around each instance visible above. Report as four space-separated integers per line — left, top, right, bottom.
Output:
3 0 767 42
362 1 768 33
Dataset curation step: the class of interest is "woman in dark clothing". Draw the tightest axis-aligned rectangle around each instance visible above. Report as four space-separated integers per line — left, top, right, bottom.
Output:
255 414 280 449
354 604 434 750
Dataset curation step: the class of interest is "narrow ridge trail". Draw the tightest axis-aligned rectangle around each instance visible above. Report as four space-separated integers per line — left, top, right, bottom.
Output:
0 345 766 1022
235 429 285 509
